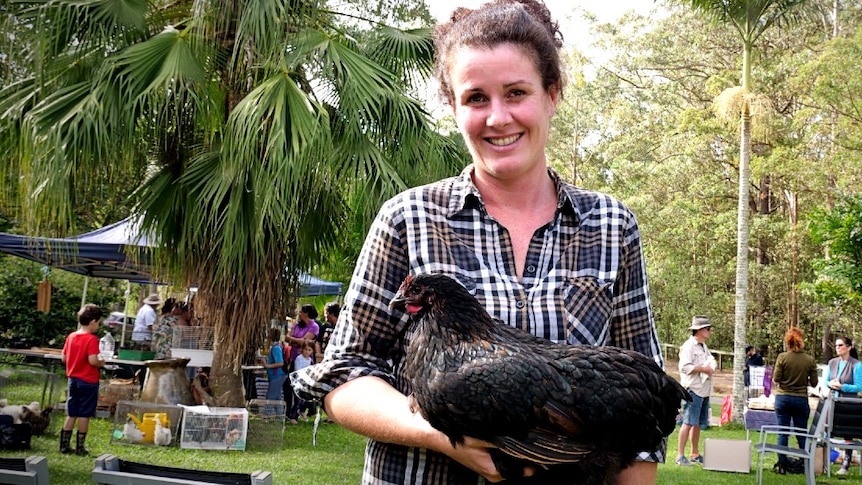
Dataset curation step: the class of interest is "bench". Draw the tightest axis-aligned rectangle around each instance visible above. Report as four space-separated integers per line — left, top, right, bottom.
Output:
0 456 50 485
92 454 272 485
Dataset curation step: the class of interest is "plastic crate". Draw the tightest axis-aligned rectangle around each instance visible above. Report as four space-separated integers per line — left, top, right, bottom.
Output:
112 400 183 446
117 350 155 361
180 406 248 451
246 399 285 448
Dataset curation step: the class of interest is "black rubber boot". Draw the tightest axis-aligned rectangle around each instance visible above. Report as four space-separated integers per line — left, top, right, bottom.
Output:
59 429 73 454
75 431 89 456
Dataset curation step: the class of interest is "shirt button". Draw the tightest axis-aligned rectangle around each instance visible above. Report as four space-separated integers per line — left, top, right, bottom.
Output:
516 300 526 309
526 265 536 274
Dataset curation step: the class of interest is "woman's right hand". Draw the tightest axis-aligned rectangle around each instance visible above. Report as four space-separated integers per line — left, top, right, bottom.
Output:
437 435 535 483
441 437 505 482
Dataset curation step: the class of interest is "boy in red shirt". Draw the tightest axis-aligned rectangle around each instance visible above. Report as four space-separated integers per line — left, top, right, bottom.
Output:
60 303 105 455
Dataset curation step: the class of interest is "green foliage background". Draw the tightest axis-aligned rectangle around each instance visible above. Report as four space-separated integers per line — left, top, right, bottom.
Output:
0 256 126 348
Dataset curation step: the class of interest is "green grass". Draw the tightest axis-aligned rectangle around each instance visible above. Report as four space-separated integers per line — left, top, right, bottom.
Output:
2 362 860 484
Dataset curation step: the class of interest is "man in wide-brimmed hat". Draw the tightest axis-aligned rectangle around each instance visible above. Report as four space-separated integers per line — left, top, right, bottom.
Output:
131 293 163 350
676 315 716 467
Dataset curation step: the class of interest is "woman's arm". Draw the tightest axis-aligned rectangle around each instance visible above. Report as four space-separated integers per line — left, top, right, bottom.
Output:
325 375 506 482
840 362 862 394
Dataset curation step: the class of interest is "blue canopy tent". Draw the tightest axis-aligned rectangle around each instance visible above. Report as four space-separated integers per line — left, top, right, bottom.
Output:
0 218 154 284
298 272 343 297
0 217 342 305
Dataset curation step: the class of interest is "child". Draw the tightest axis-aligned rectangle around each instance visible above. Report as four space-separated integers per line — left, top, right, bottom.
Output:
288 341 315 423
258 327 286 401
60 303 106 455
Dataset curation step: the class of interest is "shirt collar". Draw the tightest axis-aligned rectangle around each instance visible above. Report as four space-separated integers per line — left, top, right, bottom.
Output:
448 164 580 221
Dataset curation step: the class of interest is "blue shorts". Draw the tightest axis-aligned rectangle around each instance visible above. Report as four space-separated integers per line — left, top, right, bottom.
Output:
681 392 710 428
66 378 99 418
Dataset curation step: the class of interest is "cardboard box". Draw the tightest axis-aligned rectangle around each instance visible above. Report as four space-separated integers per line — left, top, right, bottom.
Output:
703 438 751 473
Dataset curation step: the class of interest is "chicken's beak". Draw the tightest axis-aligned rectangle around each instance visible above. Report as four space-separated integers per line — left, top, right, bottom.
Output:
389 291 406 310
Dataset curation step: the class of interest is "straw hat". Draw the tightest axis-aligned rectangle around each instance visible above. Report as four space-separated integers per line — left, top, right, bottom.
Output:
689 315 711 331
143 293 163 306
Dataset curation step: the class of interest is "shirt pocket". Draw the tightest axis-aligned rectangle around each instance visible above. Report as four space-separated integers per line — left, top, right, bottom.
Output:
562 276 614 344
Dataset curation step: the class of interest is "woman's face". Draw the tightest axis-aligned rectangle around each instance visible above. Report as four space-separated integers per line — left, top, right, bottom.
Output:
448 43 558 183
836 339 851 358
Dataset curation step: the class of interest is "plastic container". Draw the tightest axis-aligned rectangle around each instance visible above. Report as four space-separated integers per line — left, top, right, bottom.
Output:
99 332 115 360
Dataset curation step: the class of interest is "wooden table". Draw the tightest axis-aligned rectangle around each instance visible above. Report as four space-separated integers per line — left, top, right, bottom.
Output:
0 348 151 408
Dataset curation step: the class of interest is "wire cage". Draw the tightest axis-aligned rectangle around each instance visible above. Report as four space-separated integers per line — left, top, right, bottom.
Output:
171 327 214 350
171 327 215 368
0 368 62 410
180 406 248 451
111 400 184 446
246 399 285 448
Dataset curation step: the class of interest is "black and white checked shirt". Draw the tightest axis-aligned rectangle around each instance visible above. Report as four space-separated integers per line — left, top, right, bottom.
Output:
292 165 665 484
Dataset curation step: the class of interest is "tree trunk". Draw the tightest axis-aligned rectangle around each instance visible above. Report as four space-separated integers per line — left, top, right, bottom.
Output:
731 108 753 424
193 253 286 408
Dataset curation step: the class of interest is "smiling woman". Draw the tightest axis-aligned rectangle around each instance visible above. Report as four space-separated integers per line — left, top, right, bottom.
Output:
291 1 666 484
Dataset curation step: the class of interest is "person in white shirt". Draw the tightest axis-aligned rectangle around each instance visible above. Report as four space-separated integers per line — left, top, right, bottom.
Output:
131 293 162 350
676 315 715 466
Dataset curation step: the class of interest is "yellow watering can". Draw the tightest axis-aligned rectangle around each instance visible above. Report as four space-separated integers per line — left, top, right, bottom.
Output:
127 413 169 444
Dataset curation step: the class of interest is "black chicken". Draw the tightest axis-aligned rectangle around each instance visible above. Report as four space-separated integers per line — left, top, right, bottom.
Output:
390 273 690 485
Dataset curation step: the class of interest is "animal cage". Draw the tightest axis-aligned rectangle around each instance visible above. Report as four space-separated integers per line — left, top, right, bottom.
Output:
180 406 248 451
0 368 62 410
112 400 183 446
171 326 215 368
246 399 285 448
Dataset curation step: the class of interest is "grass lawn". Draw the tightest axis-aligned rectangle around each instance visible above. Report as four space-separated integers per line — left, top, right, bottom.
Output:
1 362 861 484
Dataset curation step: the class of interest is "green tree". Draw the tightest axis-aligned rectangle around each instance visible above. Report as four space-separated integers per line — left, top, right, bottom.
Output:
675 0 808 422
805 197 862 316
0 0 463 405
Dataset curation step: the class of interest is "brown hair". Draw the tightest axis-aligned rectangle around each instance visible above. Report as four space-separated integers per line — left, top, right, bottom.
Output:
433 0 564 106
268 328 281 342
784 327 805 352
78 303 104 326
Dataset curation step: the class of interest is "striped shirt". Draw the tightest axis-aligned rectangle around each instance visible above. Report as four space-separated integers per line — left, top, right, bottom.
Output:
292 165 664 484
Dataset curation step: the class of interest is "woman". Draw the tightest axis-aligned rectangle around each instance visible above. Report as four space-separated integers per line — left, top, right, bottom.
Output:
827 336 862 475
292 1 662 483
285 304 320 366
772 327 818 474
151 298 177 359
282 304 319 415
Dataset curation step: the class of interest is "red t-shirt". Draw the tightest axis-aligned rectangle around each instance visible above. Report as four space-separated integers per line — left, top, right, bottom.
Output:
63 330 100 384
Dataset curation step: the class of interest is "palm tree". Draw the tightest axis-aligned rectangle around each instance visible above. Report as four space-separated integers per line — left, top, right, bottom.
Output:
674 0 808 422
0 0 464 405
